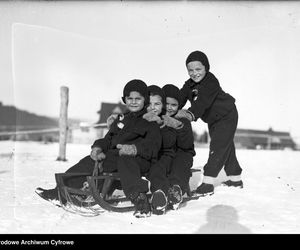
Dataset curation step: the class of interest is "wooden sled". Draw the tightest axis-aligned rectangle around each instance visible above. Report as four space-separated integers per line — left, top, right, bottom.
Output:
55 161 202 215
55 162 136 214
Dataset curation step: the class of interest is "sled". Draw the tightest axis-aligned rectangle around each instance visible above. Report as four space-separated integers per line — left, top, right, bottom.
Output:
55 161 202 215
55 162 136 214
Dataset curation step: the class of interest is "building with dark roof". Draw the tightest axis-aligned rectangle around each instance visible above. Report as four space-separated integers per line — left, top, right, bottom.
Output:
95 102 127 138
95 102 297 151
96 102 127 124
234 128 296 150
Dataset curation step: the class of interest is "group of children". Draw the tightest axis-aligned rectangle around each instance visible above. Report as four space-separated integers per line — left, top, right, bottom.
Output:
36 50 243 218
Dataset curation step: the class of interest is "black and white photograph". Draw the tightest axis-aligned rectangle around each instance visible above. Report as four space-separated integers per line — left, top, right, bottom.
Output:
0 0 300 235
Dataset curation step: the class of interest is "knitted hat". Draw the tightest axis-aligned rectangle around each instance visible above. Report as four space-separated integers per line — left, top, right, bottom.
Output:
185 50 210 72
162 84 183 109
122 79 149 105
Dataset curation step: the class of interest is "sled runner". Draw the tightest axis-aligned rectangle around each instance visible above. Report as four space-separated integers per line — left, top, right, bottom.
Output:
55 161 202 215
35 187 63 208
55 161 136 214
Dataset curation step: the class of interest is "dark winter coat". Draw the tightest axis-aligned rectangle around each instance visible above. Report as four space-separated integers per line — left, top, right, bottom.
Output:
175 117 196 157
92 108 162 161
180 72 236 125
157 124 176 167
145 114 176 194
142 112 176 166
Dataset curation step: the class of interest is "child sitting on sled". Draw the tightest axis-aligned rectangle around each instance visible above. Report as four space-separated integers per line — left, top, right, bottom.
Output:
36 79 162 218
146 84 195 213
142 85 177 214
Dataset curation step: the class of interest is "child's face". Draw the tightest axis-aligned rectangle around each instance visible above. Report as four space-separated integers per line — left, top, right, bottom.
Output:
125 91 145 112
147 95 163 116
187 61 206 83
166 97 179 116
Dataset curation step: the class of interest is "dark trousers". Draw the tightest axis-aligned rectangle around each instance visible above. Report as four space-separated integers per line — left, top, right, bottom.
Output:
115 156 151 199
64 155 96 188
204 107 242 178
168 151 194 194
61 152 151 200
148 157 170 195
148 151 193 195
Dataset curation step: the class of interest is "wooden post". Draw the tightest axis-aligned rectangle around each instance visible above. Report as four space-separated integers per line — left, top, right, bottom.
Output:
57 86 69 161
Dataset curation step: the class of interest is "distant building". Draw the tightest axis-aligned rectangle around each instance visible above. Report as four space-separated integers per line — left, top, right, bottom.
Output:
234 128 296 150
70 122 98 144
95 102 127 138
69 102 127 144
96 102 127 123
89 102 298 151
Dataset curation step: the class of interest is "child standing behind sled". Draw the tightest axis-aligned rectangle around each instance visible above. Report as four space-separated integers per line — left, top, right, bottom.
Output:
175 50 243 196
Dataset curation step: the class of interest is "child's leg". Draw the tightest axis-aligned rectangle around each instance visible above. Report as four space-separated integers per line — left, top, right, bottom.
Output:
223 142 242 181
117 156 151 200
147 160 170 195
168 151 193 194
64 155 96 188
36 155 97 202
203 109 238 184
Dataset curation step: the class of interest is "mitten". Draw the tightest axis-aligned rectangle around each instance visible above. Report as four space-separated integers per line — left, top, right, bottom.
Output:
116 144 137 156
143 111 163 124
174 109 194 122
162 115 183 129
90 147 106 161
106 114 119 129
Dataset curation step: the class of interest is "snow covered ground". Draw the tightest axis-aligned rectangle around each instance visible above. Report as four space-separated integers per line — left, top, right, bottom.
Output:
0 141 300 234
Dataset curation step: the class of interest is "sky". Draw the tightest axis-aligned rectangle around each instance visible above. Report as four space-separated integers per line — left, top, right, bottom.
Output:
0 0 300 141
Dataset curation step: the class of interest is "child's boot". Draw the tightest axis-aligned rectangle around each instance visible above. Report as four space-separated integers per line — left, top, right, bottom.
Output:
150 189 168 215
132 192 151 218
168 184 183 210
222 180 243 188
194 183 214 196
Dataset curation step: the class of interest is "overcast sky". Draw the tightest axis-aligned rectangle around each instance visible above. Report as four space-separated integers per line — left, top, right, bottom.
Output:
1 0 300 141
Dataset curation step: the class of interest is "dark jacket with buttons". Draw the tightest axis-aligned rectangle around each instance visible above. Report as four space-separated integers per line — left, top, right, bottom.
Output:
91 108 162 161
180 72 236 125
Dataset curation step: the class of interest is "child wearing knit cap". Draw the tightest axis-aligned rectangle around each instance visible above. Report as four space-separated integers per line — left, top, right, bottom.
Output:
176 50 243 196
162 84 195 209
36 79 162 218
142 85 177 214
143 84 196 213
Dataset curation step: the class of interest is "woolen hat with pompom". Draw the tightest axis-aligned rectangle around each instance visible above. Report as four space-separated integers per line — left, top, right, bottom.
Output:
185 50 210 72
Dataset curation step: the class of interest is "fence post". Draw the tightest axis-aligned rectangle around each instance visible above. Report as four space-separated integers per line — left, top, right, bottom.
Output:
57 86 69 161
